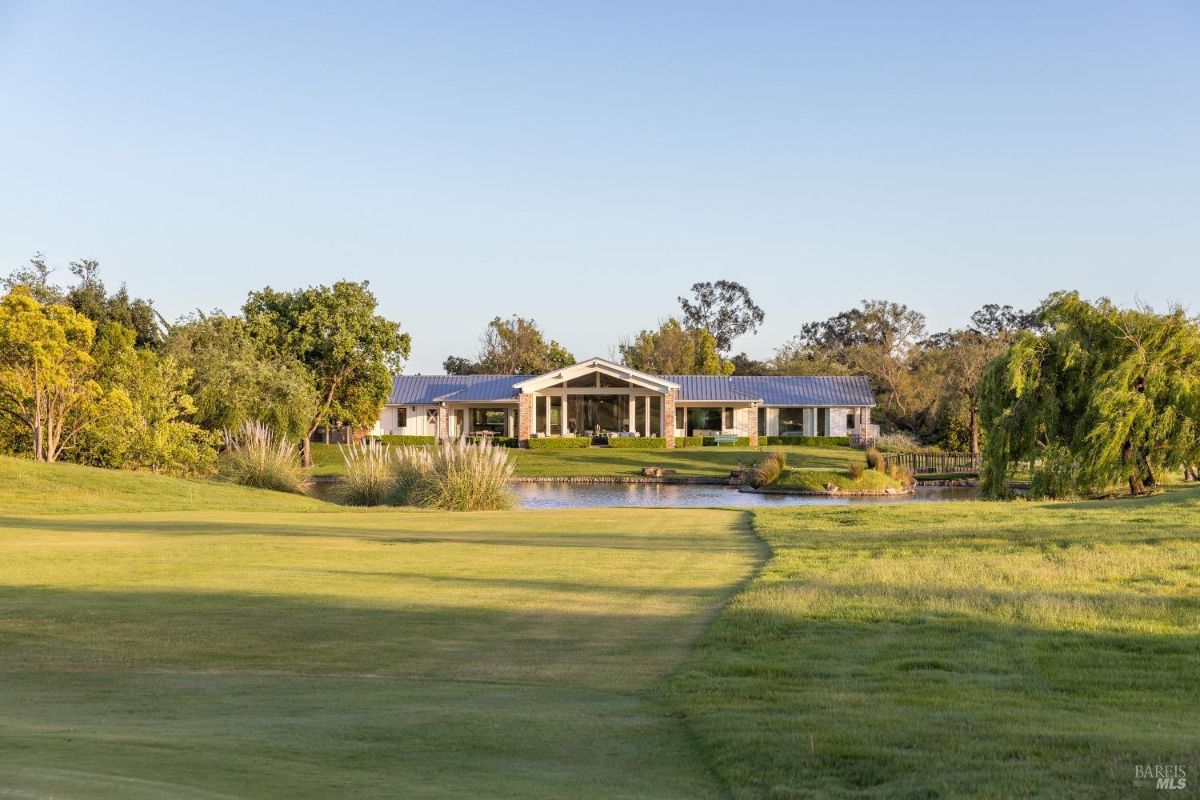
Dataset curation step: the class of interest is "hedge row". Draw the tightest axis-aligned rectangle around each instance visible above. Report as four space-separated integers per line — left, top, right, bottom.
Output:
676 436 704 448
606 437 667 449
762 435 851 448
377 435 437 446
527 436 592 450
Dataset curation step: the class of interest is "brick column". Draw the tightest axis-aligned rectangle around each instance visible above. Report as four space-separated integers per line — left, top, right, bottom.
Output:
664 390 677 448
435 403 449 441
748 403 759 447
861 406 872 444
517 393 533 448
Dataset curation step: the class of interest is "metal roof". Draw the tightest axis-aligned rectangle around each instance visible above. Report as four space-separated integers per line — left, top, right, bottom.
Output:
387 374 532 404
388 373 874 407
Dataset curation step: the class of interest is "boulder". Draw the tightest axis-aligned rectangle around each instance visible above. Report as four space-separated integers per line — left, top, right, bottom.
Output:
640 466 663 478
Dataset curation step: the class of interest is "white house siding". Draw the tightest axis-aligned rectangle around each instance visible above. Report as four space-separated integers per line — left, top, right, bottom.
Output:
376 404 439 436
827 407 848 437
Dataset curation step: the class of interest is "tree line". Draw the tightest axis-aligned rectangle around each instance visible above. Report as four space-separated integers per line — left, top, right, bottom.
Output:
4 258 1197 496
444 281 1042 455
0 256 408 470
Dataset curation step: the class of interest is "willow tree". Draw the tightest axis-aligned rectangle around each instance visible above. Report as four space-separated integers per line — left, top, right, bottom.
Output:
980 292 1200 498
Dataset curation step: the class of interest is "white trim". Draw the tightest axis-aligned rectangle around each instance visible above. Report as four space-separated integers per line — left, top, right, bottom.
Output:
512 357 679 394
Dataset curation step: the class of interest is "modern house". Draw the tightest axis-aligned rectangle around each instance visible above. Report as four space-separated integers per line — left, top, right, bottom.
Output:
372 357 877 448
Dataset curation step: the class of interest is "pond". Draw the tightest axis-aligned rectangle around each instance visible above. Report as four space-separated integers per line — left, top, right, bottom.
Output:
512 483 977 509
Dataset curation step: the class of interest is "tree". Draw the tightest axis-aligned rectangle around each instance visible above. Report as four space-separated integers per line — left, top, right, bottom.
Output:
443 355 483 375
2 254 64 305
447 316 574 375
63 260 165 348
980 292 1200 498
678 280 765 354
924 305 1037 454
729 352 771 376
79 322 216 475
243 281 411 465
0 288 120 461
796 300 934 433
3 255 164 347
769 336 852 377
165 314 317 440
619 318 732 375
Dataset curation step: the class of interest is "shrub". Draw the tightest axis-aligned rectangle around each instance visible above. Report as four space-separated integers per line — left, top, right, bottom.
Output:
865 446 884 471
527 436 591 450
873 432 937 453
378 435 436 446
339 440 396 506
393 439 514 510
218 421 306 493
848 461 865 479
676 436 704 448
762 436 851 448
887 462 916 486
607 437 667 449
748 450 787 488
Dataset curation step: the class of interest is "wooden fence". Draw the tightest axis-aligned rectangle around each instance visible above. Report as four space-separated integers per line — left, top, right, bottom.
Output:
882 451 981 475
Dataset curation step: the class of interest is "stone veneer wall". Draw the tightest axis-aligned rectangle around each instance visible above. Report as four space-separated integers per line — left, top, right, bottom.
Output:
517 393 533 447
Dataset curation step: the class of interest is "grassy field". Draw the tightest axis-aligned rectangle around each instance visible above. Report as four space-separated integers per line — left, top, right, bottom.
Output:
669 488 1200 799
768 466 908 493
312 442 863 478
3 456 1197 798
0 459 759 799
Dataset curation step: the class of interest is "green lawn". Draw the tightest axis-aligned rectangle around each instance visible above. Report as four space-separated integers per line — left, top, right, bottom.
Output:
312 442 863 478
0 459 760 799
768 466 907 493
3 456 1197 798
668 488 1200 799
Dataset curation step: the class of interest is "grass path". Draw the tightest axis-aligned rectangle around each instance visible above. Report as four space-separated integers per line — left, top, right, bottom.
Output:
0 473 763 799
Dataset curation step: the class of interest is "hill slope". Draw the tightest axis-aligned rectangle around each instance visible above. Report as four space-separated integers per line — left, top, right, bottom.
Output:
0 457 331 515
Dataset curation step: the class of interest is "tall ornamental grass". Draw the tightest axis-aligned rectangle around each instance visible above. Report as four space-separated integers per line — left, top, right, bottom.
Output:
339 440 396 506
394 438 514 511
218 421 307 493
748 449 787 488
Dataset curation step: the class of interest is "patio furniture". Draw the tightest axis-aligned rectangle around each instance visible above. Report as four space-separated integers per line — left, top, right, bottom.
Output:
711 434 739 446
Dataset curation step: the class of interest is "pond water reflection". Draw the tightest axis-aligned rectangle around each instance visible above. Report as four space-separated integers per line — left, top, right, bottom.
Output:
512 483 977 509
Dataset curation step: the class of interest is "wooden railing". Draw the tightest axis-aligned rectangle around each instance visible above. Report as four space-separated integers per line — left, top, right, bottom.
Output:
882 451 981 475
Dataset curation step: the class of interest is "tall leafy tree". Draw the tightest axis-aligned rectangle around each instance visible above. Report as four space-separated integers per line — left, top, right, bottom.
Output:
797 299 934 432
447 316 574 375
166 314 317 440
244 281 410 465
3 256 164 347
0 288 124 461
981 292 1200 498
79 322 217 475
619 318 732 375
678 280 765 354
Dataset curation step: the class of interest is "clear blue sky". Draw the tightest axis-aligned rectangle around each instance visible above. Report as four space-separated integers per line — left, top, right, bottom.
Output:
2 1 1197 373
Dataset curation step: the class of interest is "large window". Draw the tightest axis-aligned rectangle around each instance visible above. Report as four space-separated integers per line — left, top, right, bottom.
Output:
396 407 407 429
567 395 626 435
471 408 507 434
778 408 805 435
685 408 723 435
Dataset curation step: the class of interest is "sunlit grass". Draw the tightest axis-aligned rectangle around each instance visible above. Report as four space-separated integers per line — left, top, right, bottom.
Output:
0 463 759 799
669 489 1200 799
